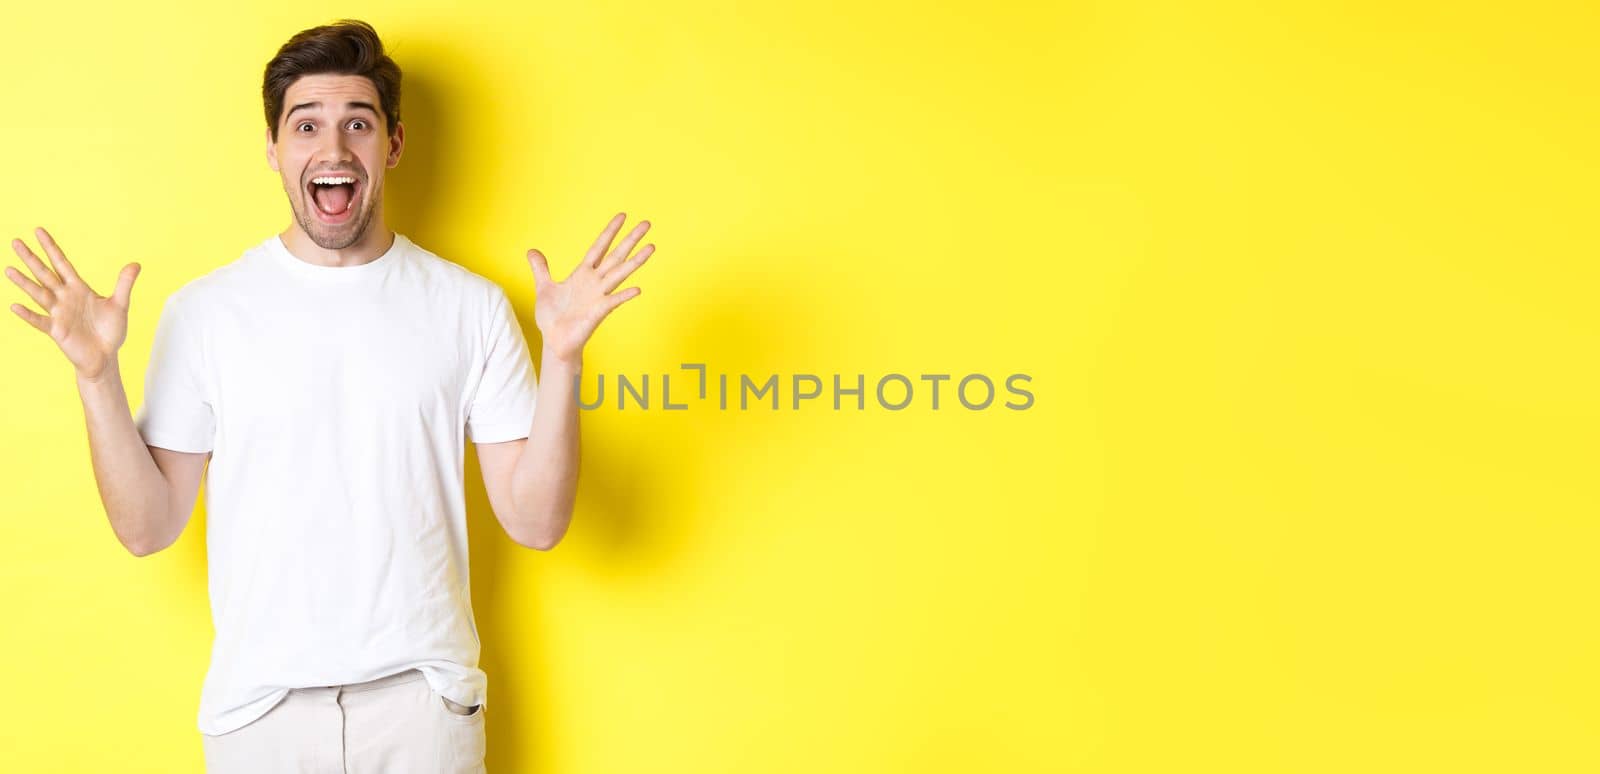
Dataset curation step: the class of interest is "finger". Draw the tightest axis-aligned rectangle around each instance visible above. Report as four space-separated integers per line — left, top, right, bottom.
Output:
111 263 140 309
526 249 553 288
599 286 641 320
5 264 55 309
599 243 654 294
35 227 82 285
12 238 63 291
9 301 50 335
597 220 651 276
584 212 628 270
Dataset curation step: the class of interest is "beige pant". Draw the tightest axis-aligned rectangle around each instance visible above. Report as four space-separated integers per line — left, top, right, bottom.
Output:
201 668 487 773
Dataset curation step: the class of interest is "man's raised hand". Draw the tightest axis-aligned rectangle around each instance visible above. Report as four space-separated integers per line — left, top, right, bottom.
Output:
525 212 656 366
6 227 141 382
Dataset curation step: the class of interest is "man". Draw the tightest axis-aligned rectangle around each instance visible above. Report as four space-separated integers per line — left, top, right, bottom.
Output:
4 19 656 772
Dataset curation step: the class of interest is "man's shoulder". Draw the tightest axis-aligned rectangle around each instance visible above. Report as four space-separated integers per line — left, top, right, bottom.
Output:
161 238 272 314
403 237 515 306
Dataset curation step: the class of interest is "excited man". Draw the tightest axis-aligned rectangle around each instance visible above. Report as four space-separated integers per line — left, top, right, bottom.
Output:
5 18 655 772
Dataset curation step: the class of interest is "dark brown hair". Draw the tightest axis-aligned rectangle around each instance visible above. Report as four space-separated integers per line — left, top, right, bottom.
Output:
262 19 402 143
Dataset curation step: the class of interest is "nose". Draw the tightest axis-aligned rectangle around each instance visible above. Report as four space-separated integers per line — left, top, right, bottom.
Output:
315 131 355 167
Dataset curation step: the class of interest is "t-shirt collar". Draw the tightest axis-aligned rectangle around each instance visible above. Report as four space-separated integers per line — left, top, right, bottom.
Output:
267 232 409 281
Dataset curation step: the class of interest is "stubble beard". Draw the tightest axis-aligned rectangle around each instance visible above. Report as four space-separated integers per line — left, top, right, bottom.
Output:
291 179 379 251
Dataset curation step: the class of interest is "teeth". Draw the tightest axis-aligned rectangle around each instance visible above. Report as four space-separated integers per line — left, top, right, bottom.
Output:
311 176 356 185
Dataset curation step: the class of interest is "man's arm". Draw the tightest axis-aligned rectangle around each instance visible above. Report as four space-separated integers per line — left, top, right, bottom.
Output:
476 212 656 551
477 352 581 551
7 227 199 556
78 363 208 556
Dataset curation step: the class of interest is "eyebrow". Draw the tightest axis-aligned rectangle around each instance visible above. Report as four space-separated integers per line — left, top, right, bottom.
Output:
284 101 380 122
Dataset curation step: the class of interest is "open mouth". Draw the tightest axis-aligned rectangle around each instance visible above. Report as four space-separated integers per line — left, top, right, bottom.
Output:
306 174 362 224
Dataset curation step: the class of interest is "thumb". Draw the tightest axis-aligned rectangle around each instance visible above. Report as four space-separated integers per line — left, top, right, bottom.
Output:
112 263 140 309
526 249 552 289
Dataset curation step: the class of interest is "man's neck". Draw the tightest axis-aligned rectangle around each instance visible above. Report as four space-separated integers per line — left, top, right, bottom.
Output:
279 221 396 268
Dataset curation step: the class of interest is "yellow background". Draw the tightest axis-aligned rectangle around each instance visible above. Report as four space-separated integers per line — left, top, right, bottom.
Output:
1 0 1595 771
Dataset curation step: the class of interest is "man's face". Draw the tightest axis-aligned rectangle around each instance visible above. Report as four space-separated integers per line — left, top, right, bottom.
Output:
267 73 402 250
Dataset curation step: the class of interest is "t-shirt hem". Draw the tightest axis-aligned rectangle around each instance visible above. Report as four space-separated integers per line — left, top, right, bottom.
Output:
197 687 290 737
138 430 214 454
467 419 533 443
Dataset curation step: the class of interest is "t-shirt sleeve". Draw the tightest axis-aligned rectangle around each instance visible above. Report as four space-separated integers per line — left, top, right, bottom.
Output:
133 294 217 453
466 287 539 443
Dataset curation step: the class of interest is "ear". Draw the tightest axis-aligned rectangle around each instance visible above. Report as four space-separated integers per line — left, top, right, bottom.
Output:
266 127 279 173
387 121 404 169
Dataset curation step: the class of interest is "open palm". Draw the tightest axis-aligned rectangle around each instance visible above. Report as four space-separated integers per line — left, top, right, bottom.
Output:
525 212 655 365
6 227 141 381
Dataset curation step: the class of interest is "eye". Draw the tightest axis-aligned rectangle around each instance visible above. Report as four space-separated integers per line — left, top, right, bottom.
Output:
297 122 314 133
349 119 369 131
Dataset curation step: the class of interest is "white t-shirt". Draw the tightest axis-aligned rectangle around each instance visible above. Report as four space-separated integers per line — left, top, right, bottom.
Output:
133 232 538 736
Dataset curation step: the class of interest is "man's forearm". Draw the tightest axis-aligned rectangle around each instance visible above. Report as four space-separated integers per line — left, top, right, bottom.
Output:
507 351 581 549
78 359 172 555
